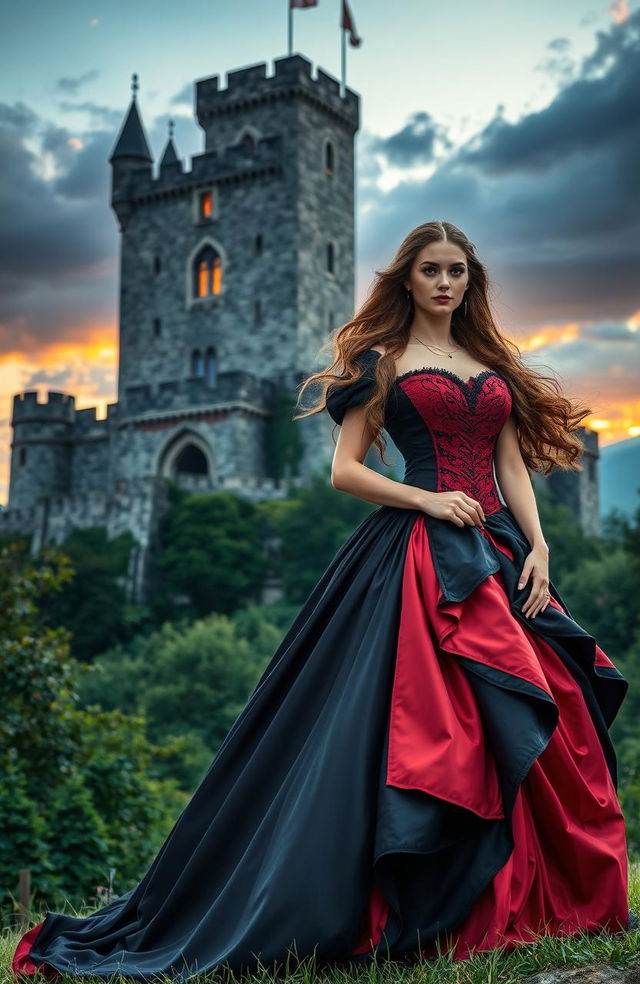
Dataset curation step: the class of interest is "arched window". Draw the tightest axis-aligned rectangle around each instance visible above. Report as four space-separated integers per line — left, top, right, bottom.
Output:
154 255 161 275
19 447 27 467
194 245 222 297
175 444 208 475
205 347 217 387
254 298 262 328
326 241 335 274
240 132 257 156
255 233 263 256
153 317 161 338
324 140 334 174
191 349 204 377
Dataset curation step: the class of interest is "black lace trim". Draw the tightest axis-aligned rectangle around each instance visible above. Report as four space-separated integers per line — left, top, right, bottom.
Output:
394 365 503 391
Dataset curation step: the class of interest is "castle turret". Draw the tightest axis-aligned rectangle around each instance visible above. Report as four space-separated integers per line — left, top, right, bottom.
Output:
109 73 154 231
159 119 180 169
9 392 75 510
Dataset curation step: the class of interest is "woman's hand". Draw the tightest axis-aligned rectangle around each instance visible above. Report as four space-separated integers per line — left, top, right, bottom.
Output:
420 490 486 528
518 543 550 618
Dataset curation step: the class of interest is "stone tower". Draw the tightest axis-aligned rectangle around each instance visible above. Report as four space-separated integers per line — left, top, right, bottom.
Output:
110 57 359 493
8 392 75 511
1 55 360 596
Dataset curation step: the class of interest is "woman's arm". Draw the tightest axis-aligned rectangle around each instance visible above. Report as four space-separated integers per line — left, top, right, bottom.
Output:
494 414 547 549
330 403 428 510
331 405 486 529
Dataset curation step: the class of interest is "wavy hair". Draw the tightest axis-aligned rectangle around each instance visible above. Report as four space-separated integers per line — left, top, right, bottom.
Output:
294 220 591 475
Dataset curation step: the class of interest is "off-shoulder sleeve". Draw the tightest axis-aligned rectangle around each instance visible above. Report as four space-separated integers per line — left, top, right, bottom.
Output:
325 349 381 425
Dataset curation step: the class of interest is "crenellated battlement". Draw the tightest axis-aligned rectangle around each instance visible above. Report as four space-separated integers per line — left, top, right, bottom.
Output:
12 391 75 423
196 55 359 129
74 409 110 441
121 131 284 199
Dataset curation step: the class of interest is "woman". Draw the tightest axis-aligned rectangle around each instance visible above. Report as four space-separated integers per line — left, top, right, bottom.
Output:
12 221 632 980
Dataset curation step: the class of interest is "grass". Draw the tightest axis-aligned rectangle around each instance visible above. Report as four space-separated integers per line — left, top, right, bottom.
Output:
1 862 639 984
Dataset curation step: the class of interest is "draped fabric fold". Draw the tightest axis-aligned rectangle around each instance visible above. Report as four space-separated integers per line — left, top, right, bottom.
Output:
349 515 628 962
12 504 629 980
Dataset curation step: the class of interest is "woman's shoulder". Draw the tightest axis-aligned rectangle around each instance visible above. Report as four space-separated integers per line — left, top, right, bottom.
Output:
357 344 385 366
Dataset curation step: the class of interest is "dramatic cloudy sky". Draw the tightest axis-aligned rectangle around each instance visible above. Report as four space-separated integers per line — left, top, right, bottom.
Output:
0 0 638 503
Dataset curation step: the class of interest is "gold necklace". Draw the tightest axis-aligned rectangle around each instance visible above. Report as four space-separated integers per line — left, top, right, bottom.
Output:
410 333 460 359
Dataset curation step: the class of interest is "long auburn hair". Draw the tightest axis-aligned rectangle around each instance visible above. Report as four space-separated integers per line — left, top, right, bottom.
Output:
294 220 591 475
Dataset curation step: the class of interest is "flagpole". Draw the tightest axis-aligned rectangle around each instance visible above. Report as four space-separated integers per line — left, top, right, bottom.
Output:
288 1 293 55
341 22 346 97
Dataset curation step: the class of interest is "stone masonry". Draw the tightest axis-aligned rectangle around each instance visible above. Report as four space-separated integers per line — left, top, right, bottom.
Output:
2 55 360 598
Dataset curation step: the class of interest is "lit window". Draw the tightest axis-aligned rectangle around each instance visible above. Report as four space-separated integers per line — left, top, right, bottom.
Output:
200 191 213 218
194 246 222 297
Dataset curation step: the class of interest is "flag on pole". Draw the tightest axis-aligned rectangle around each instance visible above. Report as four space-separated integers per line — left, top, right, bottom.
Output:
288 0 318 56
341 0 362 46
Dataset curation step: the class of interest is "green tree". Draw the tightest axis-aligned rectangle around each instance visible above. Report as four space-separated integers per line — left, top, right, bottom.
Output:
47 773 113 901
554 548 637 664
0 541 185 914
41 527 148 660
0 541 79 783
264 386 305 481
0 753 54 906
266 471 376 604
76 611 283 789
156 488 269 617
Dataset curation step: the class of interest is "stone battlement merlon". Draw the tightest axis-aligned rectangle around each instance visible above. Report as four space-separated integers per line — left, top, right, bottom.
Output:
75 407 111 434
12 390 76 423
195 55 359 130
119 138 284 200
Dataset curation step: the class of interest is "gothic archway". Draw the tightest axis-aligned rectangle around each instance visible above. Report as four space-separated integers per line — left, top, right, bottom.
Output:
159 430 216 490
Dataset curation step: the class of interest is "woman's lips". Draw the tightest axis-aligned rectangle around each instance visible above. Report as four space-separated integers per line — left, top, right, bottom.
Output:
433 296 451 303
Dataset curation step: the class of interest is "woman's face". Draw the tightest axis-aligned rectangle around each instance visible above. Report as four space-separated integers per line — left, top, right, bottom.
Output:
403 242 469 316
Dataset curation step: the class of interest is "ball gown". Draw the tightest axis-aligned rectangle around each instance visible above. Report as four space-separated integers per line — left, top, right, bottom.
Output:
12 348 630 981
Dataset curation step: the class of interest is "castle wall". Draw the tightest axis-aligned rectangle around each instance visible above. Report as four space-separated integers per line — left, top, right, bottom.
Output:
69 407 114 494
113 411 268 488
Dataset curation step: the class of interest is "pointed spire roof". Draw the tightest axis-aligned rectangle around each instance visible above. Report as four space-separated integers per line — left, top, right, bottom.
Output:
160 118 179 166
109 73 153 164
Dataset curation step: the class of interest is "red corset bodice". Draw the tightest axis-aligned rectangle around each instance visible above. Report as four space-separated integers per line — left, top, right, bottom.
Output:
396 367 512 516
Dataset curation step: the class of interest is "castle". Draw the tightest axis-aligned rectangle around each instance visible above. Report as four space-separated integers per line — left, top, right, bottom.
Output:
1 54 601 598
2 56 360 596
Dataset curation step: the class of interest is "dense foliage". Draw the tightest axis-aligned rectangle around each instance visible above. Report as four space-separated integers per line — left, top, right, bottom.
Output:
0 542 185 919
